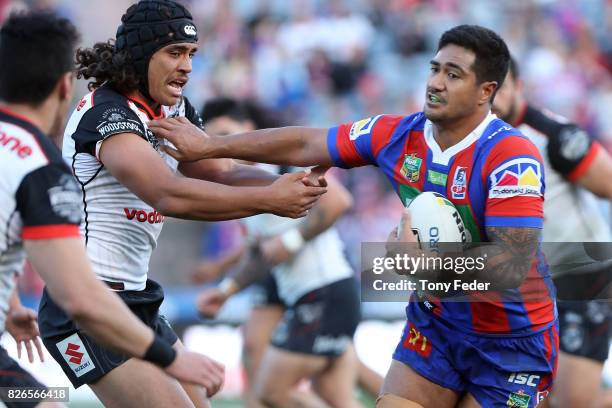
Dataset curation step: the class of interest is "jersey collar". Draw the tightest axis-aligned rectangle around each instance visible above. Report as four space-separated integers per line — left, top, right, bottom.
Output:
424 111 497 166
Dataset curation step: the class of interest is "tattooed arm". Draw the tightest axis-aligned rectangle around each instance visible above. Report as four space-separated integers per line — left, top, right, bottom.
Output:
461 226 541 290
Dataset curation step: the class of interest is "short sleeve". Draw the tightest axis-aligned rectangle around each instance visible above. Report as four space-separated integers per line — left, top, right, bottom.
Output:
546 123 600 182
326 115 403 168
73 103 147 158
16 163 82 240
484 136 545 229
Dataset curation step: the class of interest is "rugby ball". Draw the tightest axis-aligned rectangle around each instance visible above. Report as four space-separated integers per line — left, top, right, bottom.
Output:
402 192 470 247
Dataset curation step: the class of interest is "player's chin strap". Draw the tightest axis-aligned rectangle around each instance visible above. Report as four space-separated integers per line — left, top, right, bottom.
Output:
376 394 425 408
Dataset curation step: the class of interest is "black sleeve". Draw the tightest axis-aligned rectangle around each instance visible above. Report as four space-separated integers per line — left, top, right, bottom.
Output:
16 164 82 228
547 123 594 177
73 103 147 156
183 97 204 129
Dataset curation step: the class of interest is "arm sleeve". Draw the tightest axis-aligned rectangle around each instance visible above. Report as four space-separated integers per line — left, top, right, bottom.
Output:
547 123 601 182
16 164 82 240
484 136 545 229
74 103 147 159
326 114 403 168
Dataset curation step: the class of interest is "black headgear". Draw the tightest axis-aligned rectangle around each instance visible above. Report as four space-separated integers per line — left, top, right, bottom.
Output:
115 0 198 99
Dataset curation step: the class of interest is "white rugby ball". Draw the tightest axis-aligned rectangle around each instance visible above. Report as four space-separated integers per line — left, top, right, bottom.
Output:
402 192 470 247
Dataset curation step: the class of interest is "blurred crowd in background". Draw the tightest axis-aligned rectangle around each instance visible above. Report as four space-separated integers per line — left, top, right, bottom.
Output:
2 0 611 295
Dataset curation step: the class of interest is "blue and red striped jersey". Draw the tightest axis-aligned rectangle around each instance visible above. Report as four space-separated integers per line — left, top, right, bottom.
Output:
327 112 557 336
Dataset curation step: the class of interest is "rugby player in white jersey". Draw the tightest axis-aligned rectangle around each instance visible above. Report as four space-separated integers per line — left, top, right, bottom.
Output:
37 1 326 408
0 10 225 408
493 57 612 408
194 98 382 407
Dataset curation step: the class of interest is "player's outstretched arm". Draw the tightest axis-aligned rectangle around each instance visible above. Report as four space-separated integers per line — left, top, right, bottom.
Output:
99 133 326 220
179 157 278 186
149 117 333 167
204 172 351 305
26 237 225 394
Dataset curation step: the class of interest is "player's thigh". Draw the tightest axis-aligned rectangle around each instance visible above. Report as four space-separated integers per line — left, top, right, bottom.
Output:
242 304 284 361
172 338 211 408
380 360 460 408
551 351 604 408
254 345 328 399
456 393 481 408
89 357 194 408
312 342 360 408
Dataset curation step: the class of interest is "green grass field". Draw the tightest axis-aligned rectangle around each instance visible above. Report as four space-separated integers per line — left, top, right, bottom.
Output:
67 389 377 407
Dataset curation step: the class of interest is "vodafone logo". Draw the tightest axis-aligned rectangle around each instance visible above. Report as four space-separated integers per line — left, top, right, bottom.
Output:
65 343 84 365
76 98 87 111
0 131 33 159
183 24 196 36
124 208 165 224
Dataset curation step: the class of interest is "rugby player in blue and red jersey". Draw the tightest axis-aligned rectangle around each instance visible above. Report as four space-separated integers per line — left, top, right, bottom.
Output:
149 25 558 408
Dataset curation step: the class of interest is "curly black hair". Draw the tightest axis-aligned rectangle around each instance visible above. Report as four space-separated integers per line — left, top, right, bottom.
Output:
75 40 141 92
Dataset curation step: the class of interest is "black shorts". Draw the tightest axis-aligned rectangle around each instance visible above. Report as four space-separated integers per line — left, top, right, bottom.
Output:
557 300 610 362
271 277 361 357
251 274 285 308
0 345 46 408
38 279 178 388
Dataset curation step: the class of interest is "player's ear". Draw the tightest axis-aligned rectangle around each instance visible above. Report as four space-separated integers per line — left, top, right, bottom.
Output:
479 81 497 105
57 72 74 102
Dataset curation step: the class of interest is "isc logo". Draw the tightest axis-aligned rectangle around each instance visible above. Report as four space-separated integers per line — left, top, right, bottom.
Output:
507 372 540 387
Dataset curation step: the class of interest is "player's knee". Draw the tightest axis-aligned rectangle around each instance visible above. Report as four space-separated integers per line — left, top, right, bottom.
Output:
242 334 267 361
376 393 425 408
255 382 285 407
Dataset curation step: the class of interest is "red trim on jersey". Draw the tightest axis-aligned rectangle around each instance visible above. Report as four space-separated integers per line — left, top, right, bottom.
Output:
469 292 511 333
126 96 164 120
371 115 403 158
0 106 38 128
486 195 543 218
22 224 80 240
336 124 368 167
551 324 559 377
567 141 601 182
0 107 49 161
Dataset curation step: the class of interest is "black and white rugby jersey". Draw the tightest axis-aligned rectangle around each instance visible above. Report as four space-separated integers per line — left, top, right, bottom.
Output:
516 104 611 266
0 107 81 331
62 84 203 290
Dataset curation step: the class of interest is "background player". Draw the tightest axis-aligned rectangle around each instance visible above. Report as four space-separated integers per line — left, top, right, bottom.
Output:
39 1 326 408
150 24 558 407
0 10 224 408
193 98 384 406
493 57 612 408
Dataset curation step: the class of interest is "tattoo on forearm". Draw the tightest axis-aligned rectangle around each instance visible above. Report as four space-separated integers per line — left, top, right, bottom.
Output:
470 227 540 289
